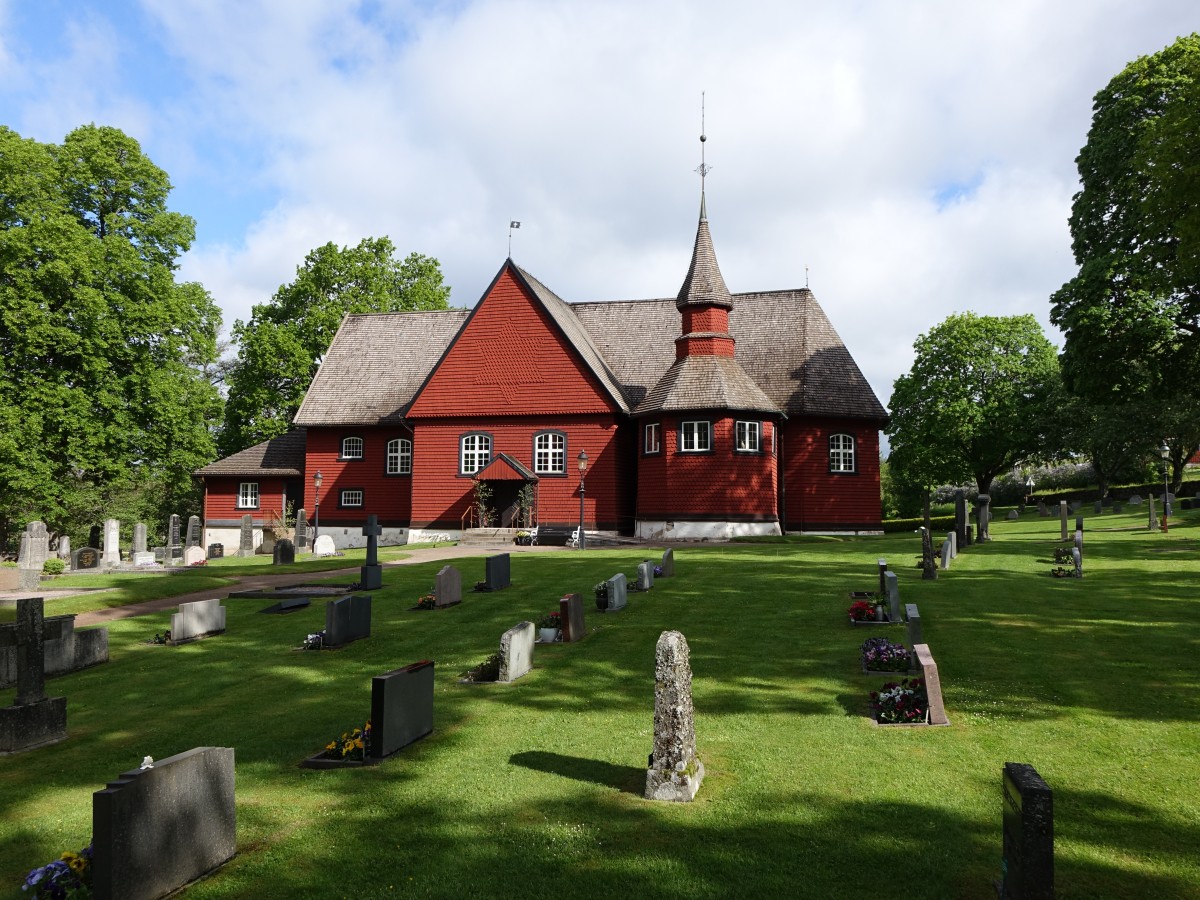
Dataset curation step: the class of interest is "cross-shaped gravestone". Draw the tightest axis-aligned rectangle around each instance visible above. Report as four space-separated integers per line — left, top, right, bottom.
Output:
360 515 383 590
0 598 68 752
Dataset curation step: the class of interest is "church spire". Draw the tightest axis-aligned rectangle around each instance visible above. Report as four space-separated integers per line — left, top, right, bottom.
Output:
676 102 732 311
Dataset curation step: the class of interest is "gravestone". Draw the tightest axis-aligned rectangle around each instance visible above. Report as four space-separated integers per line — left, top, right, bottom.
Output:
660 548 675 577
186 515 202 548
1072 548 1082 579
273 539 296 566
88 524 102 549
920 527 937 580
312 534 336 557
152 547 167 563
913 643 949 725
484 552 510 591
1113 502 1123 514
602 572 628 612
645 630 704 801
168 514 182 560
1075 515 1083 533
939 539 952 570
1037 501 1048 517
976 494 992 541
999 762 1054 900
17 520 49 590
0 598 68 753
102 518 121 567
0 613 108 689
965 524 974 546
92 746 236 900
1058 501 1068 541
954 489 968 546
559 592 586 642
946 531 957 559
57 535 71 562
170 598 226 644
637 561 654 591
207 543 224 559
237 514 254 557
72 546 102 571
183 546 206 566
370 660 435 758
884 571 902 623
360 515 384 590
1006 509 1019 520
1093 500 1102 515
1128 494 1142 505
133 523 147 555
1068 501 1080 515
877 558 888 594
434 565 462 608
498 622 535 682
1147 495 1156 530
295 509 308 550
325 594 372 647
905 603 923 648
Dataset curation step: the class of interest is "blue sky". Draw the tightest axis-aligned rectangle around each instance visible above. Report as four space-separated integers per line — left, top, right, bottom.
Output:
1 1 1197 409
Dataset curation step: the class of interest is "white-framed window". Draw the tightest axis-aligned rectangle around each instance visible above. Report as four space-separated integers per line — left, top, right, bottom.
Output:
341 436 363 459
460 433 492 475
237 482 259 509
533 432 566 474
680 420 711 452
736 420 761 452
386 438 412 475
830 433 856 473
340 489 364 507
644 422 661 454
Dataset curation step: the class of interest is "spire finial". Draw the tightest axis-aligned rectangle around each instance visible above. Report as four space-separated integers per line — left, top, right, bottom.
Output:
694 91 711 210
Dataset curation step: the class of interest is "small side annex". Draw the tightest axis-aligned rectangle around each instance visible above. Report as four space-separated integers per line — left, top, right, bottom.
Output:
196 197 887 547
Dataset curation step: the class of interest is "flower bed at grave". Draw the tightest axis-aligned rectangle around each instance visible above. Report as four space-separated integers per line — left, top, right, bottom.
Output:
461 652 501 683
1053 548 1073 564
415 594 436 610
861 637 912 673
848 600 876 622
1049 567 1079 579
23 842 92 898
320 720 371 761
301 630 325 650
871 678 929 725
146 630 172 645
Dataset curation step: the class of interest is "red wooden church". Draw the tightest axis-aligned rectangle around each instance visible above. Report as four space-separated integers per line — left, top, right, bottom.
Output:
196 193 887 550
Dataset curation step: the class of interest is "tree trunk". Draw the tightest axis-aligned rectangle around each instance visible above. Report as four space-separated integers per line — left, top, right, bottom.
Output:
922 490 931 532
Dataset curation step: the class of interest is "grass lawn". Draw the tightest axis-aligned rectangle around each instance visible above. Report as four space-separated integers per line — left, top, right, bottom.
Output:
2 514 1198 898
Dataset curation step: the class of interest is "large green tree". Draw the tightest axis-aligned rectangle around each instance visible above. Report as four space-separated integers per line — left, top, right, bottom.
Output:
219 238 451 456
0 124 222 550
1050 33 1200 400
886 313 1060 497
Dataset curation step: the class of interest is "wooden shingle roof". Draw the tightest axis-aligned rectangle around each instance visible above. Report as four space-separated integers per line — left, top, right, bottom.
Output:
194 428 307 477
632 355 781 417
676 197 733 311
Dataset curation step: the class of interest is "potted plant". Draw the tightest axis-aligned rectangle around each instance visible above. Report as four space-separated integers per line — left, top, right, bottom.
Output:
538 611 560 643
848 600 875 624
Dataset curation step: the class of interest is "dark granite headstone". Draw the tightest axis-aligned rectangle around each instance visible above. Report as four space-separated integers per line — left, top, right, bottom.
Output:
152 547 167 563
370 660 434 759
72 546 101 570
484 553 510 591
168 514 181 559
559 593 586 642
273 539 296 566
1000 762 1054 900
1093 500 1102 515
360 515 383 590
92 746 236 900
0 598 68 753
884 571 901 623
976 494 992 541
208 543 224 559
954 489 967 546
1075 515 1083 533
295 509 308 550
325 594 372 647
877 558 888 594
186 515 201 548
660 548 675 576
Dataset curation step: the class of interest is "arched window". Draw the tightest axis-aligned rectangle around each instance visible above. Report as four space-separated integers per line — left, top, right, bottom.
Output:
341 436 363 460
829 433 856 473
386 438 412 475
533 432 566 474
460 433 492 475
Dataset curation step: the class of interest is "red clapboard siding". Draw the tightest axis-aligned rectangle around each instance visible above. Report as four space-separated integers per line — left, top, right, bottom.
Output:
407 267 617 419
204 476 289 522
637 417 778 520
409 415 624 529
783 418 881 529
302 427 413 526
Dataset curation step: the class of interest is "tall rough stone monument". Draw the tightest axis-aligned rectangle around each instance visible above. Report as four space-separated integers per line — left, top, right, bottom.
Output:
954 489 968 547
920 527 937 581
976 494 992 542
17 521 49 591
645 630 704 802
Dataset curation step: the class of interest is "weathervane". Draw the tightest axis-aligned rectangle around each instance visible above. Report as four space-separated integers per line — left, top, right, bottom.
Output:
694 91 711 188
508 220 520 258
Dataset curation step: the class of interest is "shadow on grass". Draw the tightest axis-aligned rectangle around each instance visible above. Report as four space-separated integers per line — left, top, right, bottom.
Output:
509 750 645 794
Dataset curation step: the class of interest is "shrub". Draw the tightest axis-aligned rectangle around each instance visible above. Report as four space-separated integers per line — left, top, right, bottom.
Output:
42 558 65 576
880 515 955 534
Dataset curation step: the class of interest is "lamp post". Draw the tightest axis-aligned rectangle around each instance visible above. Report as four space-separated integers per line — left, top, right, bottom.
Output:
312 470 323 550
1160 443 1171 531
1025 475 1034 509
576 450 588 551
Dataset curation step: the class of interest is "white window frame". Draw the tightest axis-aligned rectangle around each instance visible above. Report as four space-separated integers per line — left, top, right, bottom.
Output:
680 420 711 452
533 432 566 474
644 422 661 454
460 433 492 475
830 433 856 473
386 438 412 475
341 436 363 460
340 489 364 507
237 482 259 509
736 420 761 453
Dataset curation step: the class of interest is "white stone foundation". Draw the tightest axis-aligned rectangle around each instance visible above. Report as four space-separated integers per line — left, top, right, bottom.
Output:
634 520 781 541
406 528 460 545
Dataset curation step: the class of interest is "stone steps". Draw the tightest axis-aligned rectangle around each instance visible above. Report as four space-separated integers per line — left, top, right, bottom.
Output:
458 528 521 546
